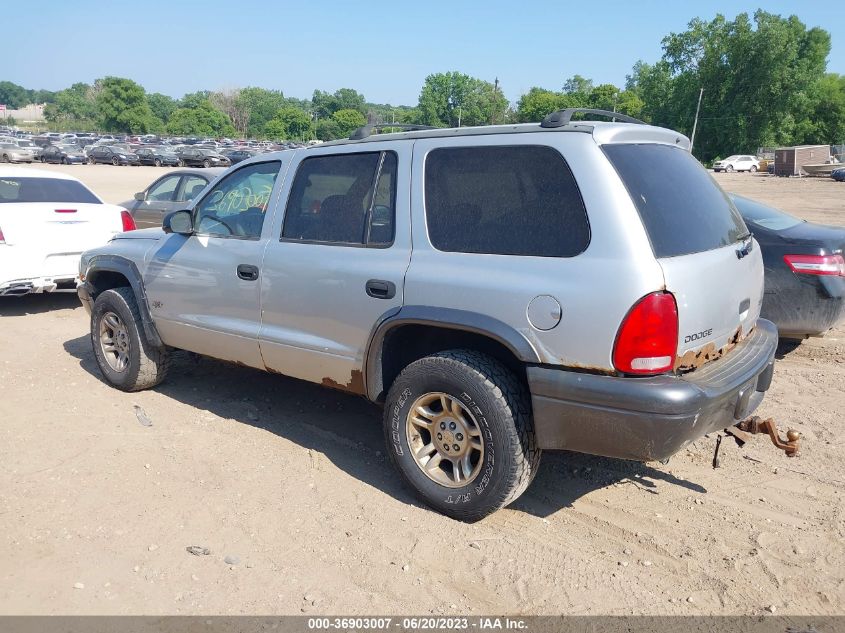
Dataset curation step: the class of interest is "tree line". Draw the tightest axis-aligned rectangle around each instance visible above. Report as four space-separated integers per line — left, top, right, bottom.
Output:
2 10 844 161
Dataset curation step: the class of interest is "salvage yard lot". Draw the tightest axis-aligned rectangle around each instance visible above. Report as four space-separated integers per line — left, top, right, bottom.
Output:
1 165 843 615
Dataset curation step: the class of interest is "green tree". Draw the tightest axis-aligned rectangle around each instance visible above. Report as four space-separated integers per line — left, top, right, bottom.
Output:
95 77 157 133
166 100 235 137
417 72 508 127
516 88 567 122
315 118 341 141
238 87 286 137
331 108 367 137
312 88 367 119
0 81 30 108
562 75 594 98
265 107 314 140
630 11 831 161
147 93 177 124
44 83 97 125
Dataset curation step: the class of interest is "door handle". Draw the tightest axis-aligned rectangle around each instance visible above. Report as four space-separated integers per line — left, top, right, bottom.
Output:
237 264 259 281
366 279 396 299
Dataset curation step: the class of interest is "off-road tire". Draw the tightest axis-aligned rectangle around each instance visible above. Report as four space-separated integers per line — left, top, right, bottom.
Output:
91 287 170 392
383 349 540 522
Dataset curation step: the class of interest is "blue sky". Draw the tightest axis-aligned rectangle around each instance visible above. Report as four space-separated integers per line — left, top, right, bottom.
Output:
5 1 843 105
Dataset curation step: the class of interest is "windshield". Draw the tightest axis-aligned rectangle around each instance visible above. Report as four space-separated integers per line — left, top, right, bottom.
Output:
604 143 748 258
729 194 803 231
0 177 101 204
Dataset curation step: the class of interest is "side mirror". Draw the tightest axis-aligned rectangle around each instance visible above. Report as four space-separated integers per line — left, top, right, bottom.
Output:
134 191 146 201
163 210 193 235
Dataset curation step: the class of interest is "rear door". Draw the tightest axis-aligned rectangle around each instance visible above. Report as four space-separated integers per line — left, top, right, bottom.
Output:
603 143 763 369
258 142 412 391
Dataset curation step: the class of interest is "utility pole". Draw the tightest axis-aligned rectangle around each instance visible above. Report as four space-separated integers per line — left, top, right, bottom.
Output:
492 77 500 125
690 87 704 155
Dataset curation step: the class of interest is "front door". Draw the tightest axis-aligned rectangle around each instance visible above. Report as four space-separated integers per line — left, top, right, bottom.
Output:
132 173 183 229
258 142 412 392
143 159 289 367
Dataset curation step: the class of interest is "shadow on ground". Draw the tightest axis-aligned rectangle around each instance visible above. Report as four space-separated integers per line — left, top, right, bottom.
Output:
63 334 707 520
0 292 81 316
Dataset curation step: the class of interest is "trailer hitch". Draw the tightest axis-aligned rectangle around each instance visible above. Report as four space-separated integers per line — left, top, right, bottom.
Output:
727 416 801 457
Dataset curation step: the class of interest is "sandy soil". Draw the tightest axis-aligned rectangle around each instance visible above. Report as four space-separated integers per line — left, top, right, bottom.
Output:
1 165 844 615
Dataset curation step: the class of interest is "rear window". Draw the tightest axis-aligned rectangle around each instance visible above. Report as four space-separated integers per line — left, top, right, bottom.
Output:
730 194 803 231
0 177 100 204
424 145 590 257
604 143 747 258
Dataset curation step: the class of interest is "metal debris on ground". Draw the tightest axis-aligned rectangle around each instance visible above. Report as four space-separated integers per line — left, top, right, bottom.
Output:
133 405 153 427
186 546 211 556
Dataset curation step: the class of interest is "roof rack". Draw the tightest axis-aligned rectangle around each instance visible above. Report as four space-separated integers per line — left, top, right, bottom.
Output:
349 123 438 140
540 108 646 128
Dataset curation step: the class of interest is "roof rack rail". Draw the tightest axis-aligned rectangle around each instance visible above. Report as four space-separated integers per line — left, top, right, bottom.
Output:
349 123 438 140
540 108 646 128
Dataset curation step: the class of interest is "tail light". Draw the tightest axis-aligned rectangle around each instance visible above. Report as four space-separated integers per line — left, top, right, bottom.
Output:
120 210 137 232
0 226 5 244
55 208 77 213
613 292 679 375
783 254 845 277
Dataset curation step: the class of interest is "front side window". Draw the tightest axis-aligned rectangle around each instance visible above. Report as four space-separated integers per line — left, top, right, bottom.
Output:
424 145 590 257
194 161 280 238
147 175 180 201
282 151 397 246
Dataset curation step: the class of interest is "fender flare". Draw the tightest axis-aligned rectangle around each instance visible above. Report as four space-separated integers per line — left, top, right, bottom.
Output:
84 255 164 349
364 306 540 401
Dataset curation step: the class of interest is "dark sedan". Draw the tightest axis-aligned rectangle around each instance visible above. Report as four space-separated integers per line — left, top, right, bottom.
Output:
87 145 140 166
730 193 845 339
134 147 181 167
222 148 258 165
833 168 845 182
40 145 87 164
176 147 231 168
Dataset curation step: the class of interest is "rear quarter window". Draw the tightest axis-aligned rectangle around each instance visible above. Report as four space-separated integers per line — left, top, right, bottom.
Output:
604 143 747 258
424 145 589 257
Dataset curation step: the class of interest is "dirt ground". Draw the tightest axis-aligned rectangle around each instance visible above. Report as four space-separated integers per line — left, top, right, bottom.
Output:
1 165 844 616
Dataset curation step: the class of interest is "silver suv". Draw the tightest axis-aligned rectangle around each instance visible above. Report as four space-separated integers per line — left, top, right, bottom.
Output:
78 109 777 521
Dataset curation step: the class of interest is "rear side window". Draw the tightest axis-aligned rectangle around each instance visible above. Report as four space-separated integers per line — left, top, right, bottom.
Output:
0 177 100 204
424 145 589 257
604 143 748 258
282 151 397 246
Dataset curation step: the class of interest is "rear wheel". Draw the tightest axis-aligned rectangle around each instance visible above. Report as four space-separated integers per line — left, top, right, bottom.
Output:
1 154 8 163
178 160 185 167
203 159 211 168
383 350 540 521
88 156 95 165
154 158 162 167
62 157 69 165
750 165 758 173
91 287 170 392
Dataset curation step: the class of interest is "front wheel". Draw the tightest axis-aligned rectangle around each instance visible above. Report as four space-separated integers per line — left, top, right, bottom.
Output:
154 158 162 167
726 165 735 173
91 287 170 392
62 157 69 165
112 156 120 166
203 159 211 168
177 160 185 167
88 156 95 165
384 350 540 521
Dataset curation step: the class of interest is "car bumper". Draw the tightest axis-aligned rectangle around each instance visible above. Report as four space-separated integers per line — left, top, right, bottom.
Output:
527 318 778 462
764 275 845 338
77 281 94 314
0 275 79 296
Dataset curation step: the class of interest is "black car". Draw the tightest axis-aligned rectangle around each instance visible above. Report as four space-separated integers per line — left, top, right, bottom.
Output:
87 145 141 166
730 193 845 339
833 168 845 182
222 148 258 165
40 145 87 164
134 147 180 167
175 147 231 168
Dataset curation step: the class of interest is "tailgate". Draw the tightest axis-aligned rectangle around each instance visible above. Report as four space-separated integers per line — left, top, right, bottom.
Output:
603 142 762 370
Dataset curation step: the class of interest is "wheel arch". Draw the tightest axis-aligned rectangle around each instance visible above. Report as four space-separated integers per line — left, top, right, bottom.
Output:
365 306 539 402
84 255 164 348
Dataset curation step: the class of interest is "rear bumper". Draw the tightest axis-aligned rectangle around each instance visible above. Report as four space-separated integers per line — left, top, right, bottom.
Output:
527 318 778 462
0 275 78 296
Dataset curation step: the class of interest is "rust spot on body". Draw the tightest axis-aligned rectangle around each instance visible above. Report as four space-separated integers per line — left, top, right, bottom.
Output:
321 369 365 394
675 325 750 373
